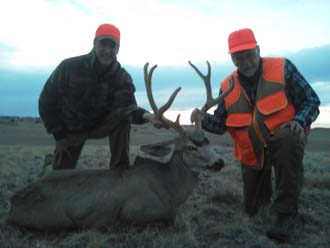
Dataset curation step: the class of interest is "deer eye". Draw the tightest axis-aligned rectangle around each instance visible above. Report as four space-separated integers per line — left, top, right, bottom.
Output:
187 145 197 151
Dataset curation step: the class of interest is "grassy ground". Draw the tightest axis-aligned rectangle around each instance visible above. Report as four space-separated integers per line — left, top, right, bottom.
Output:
0 118 329 247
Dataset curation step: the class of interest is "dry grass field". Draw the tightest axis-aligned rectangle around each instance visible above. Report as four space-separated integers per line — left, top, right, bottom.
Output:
0 117 329 248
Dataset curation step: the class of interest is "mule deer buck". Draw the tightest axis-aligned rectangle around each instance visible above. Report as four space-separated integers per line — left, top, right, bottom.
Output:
7 62 234 231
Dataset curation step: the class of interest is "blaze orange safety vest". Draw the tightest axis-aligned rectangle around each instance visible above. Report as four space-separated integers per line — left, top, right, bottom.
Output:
221 58 296 169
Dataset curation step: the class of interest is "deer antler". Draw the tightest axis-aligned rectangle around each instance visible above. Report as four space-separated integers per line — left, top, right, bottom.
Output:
188 61 234 129
188 61 234 113
144 63 185 135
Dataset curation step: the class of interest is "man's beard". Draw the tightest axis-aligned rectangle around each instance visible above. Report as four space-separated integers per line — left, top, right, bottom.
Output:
239 65 259 78
98 54 117 66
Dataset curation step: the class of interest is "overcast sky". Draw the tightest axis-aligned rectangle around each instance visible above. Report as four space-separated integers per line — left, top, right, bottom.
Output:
0 0 329 69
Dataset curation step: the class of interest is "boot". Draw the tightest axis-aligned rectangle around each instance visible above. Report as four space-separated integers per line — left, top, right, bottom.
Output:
266 212 298 242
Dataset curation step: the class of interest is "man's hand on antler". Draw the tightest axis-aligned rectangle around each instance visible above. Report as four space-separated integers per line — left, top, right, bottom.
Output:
143 112 171 129
190 108 205 124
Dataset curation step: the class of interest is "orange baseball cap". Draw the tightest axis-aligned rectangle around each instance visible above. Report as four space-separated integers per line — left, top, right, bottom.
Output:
95 23 120 44
228 28 257 54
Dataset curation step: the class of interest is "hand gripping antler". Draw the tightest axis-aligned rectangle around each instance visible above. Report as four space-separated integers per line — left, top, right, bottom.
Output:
144 63 185 135
188 61 234 129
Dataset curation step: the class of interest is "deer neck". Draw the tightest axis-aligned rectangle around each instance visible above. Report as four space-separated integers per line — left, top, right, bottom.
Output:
167 152 198 206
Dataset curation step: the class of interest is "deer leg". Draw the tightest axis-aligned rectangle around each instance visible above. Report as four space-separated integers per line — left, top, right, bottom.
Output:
73 204 122 229
120 194 176 223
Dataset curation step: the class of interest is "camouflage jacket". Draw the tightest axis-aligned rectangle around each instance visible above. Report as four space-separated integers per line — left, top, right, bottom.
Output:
38 51 147 140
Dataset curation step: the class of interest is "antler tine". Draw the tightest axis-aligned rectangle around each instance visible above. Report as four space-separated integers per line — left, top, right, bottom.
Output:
158 87 182 116
188 61 212 100
144 63 158 113
188 60 213 113
209 76 234 109
144 62 186 134
189 61 234 113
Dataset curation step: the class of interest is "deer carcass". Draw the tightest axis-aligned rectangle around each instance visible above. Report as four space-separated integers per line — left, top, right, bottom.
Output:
7 62 233 231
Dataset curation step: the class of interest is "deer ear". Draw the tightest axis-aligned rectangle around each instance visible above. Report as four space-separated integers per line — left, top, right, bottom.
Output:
137 142 175 164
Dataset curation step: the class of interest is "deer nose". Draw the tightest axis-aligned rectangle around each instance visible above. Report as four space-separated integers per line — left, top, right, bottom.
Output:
206 158 225 172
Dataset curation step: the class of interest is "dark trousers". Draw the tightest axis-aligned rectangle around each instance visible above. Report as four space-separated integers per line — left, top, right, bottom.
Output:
53 112 130 170
241 127 305 216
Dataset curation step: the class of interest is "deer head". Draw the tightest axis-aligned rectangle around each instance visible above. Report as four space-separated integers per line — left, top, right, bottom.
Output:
140 62 233 171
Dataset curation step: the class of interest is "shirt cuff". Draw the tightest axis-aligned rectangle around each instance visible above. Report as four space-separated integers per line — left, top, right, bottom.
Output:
133 109 148 124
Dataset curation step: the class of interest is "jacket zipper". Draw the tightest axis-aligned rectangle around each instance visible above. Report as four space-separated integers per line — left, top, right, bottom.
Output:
241 85 266 147
241 85 267 168
252 108 267 168
252 109 266 147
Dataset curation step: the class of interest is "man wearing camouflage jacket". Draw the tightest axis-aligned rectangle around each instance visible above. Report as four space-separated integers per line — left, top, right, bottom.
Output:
39 23 157 171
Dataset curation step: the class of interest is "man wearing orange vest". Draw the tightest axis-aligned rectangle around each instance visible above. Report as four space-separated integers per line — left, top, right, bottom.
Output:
39 23 160 171
191 28 320 242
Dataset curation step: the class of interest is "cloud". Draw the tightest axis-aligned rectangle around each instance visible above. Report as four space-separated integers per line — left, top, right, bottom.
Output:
0 0 330 68
0 0 96 68
311 81 330 105
313 81 330 89
0 43 19 68
284 45 330 82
